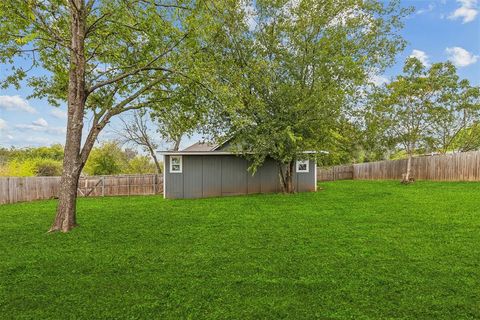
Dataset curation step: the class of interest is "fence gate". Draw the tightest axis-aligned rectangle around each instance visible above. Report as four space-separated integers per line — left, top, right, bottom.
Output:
78 176 105 197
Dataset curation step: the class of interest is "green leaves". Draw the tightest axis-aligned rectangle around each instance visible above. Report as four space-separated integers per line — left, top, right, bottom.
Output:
203 0 409 167
369 57 480 157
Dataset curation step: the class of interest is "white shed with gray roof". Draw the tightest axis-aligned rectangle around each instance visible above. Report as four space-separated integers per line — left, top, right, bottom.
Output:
159 142 317 199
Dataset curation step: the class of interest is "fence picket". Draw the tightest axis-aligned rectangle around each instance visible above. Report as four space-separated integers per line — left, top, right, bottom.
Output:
318 151 480 182
0 174 163 205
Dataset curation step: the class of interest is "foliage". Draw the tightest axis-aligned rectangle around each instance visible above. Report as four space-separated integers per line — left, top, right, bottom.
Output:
116 111 162 173
33 158 63 176
0 144 64 164
199 0 410 189
1 181 479 318
0 157 62 177
83 141 129 176
369 58 480 161
83 141 158 176
2 159 37 177
125 155 158 174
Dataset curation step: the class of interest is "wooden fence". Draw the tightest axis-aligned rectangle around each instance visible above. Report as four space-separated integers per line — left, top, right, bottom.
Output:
317 165 354 181
318 151 480 182
0 174 163 205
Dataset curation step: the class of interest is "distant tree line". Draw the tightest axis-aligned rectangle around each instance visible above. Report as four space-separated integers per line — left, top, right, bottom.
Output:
0 142 158 177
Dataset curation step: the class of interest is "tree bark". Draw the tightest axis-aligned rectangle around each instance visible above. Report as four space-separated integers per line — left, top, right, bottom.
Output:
402 150 414 184
147 144 162 174
172 136 181 151
278 161 295 193
49 0 87 233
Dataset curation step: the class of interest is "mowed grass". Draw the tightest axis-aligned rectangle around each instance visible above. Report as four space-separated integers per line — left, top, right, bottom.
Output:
1 181 480 319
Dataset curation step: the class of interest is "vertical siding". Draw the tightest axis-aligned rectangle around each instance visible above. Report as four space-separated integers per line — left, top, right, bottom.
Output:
221 156 248 195
202 156 222 197
164 155 184 199
247 169 262 194
163 155 316 199
296 160 316 192
258 158 280 193
183 156 203 198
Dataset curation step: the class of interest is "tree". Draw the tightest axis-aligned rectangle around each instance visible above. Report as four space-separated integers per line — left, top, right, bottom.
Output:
368 58 476 183
204 0 410 192
84 141 128 175
0 0 208 232
427 76 480 154
126 155 158 174
116 111 162 173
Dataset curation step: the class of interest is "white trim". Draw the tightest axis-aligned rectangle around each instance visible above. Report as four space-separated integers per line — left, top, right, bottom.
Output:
163 155 166 198
296 160 309 173
169 155 182 173
314 159 317 191
157 150 318 156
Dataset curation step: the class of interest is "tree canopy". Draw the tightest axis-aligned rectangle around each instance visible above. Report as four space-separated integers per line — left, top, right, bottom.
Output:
196 0 410 191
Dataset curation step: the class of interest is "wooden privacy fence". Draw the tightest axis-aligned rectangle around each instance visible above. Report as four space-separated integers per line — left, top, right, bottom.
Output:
318 151 480 182
353 151 480 181
317 165 354 181
0 174 163 205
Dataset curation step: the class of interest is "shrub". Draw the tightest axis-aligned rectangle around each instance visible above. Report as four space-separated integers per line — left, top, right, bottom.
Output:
125 156 157 174
34 159 62 176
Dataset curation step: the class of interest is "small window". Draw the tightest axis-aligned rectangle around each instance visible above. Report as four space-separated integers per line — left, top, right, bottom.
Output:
170 155 182 173
296 160 309 173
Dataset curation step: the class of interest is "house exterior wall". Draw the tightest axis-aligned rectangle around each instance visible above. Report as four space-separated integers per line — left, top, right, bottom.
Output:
164 155 316 199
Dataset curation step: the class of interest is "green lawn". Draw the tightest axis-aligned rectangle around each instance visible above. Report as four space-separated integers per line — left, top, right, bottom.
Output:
1 181 479 319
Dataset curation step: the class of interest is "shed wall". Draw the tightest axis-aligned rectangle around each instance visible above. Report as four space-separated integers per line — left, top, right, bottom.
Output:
164 155 315 199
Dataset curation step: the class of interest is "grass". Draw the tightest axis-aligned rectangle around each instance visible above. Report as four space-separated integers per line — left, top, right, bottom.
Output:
1 180 479 319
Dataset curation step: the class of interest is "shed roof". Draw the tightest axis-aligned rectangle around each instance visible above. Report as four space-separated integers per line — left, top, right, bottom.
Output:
181 141 218 152
158 139 320 155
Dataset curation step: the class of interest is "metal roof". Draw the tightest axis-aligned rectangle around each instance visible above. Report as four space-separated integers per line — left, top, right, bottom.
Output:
181 142 218 152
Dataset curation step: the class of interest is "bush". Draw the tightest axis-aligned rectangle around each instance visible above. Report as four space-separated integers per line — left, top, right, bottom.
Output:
84 142 129 176
125 156 157 174
34 159 62 176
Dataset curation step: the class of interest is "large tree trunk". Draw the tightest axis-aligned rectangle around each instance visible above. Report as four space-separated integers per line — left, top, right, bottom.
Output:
49 0 86 233
278 161 295 193
402 152 414 184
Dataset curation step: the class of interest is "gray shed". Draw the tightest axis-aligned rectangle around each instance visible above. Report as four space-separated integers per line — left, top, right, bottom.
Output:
159 142 317 199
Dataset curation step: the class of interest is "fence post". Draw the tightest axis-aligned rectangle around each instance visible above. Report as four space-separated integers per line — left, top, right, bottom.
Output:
7 177 10 204
153 175 156 194
128 176 130 196
102 177 105 197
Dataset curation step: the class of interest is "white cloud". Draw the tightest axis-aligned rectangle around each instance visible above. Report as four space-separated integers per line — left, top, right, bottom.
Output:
369 74 390 86
32 118 48 127
446 46 479 67
417 3 436 15
15 123 66 135
50 108 68 119
0 118 6 130
449 0 478 23
409 49 430 67
0 95 36 113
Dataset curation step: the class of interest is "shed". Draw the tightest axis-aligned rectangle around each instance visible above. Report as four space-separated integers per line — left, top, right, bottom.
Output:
159 141 317 199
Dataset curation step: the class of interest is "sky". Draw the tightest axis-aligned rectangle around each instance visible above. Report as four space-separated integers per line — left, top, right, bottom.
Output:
0 0 479 150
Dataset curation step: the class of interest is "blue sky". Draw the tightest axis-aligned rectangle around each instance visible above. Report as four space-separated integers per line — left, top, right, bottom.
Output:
0 0 479 149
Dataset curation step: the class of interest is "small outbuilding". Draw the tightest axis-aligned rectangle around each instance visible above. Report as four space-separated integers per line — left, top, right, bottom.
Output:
159 141 317 199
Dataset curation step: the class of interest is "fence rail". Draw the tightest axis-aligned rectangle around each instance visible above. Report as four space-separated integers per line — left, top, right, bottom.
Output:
0 174 163 205
317 165 354 181
318 151 480 182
